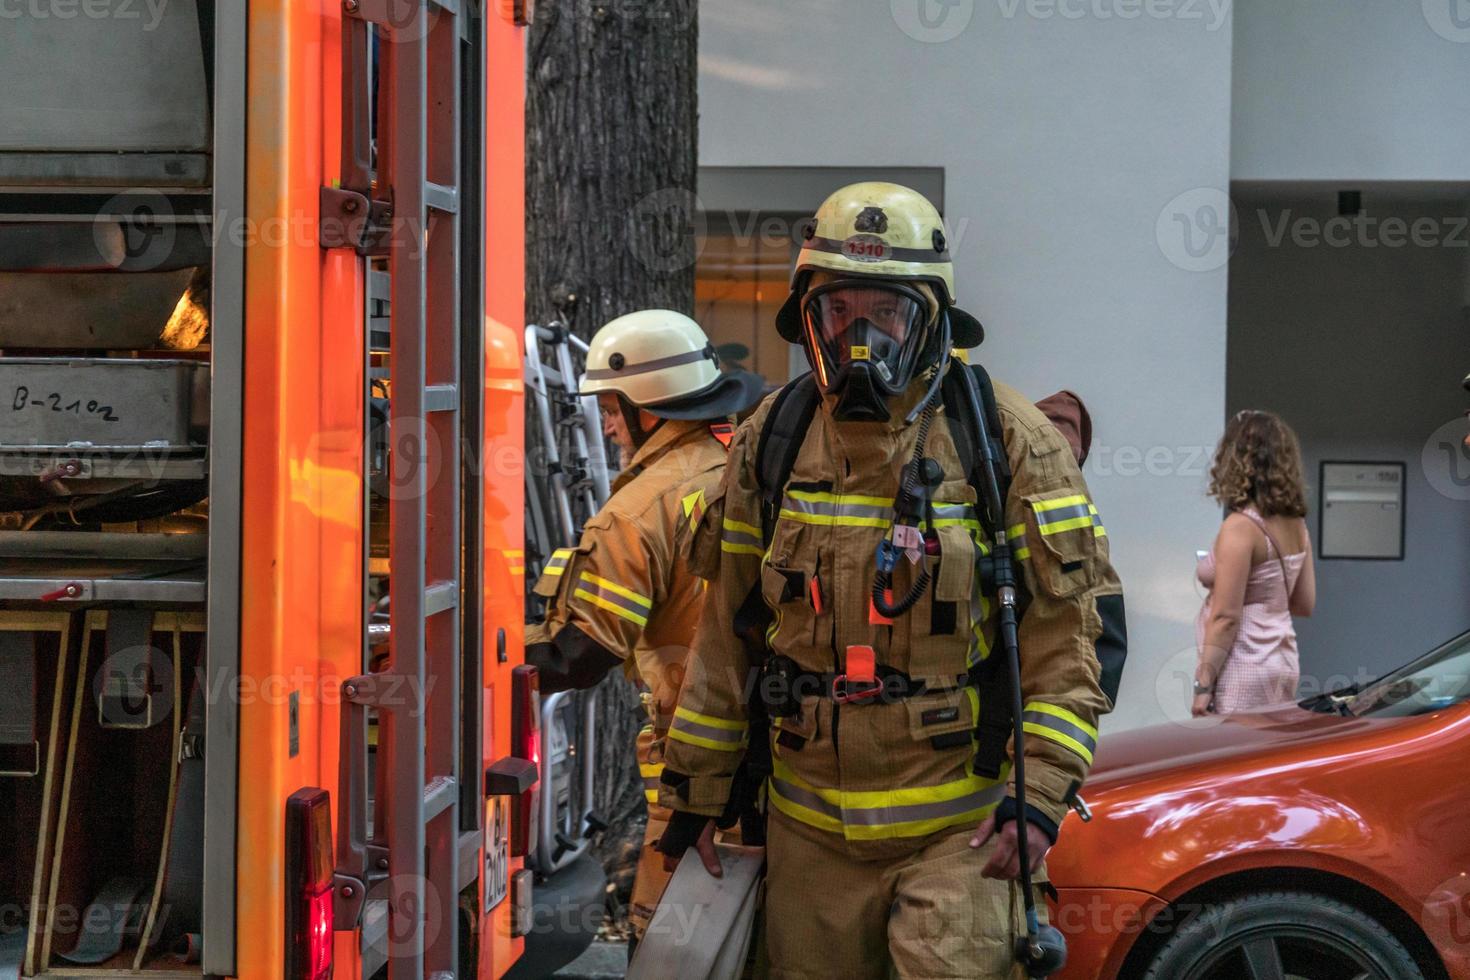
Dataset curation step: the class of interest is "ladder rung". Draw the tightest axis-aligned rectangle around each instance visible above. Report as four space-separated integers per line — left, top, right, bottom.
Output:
424 384 458 413
425 182 458 214
425 581 458 617
423 776 456 823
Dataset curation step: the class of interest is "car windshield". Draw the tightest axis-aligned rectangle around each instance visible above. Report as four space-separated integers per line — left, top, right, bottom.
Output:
1346 630 1470 718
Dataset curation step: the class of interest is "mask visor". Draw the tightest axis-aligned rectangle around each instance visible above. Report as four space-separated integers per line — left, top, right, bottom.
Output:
801 281 929 396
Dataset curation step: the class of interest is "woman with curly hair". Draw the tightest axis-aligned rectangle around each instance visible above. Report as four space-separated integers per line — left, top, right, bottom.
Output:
1193 410 1317 716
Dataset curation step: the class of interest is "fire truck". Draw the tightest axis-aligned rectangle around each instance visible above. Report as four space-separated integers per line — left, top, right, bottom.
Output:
0 2 603 978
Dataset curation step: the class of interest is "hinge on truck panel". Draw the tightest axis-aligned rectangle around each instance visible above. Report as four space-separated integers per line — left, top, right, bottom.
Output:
341 0 418 28
320 186 392 256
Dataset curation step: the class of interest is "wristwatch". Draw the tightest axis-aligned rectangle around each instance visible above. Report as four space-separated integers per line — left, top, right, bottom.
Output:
1193 681 1215 695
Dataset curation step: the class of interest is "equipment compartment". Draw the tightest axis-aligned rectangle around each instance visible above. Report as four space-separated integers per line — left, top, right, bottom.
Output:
0 614 75 978
36 611 206 977
0 360 208 454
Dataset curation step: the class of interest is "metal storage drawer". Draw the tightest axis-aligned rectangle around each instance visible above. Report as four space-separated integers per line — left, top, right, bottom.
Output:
0 359 207 452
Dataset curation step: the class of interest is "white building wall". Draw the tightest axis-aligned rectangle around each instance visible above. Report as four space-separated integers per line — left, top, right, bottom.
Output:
699 0 1237 731
1232 0 1470 181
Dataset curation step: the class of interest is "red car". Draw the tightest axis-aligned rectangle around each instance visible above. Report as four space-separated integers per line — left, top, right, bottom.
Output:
1047 629 1470 980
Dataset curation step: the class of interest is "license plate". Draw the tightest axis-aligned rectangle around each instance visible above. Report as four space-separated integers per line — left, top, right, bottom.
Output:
485 795 509 910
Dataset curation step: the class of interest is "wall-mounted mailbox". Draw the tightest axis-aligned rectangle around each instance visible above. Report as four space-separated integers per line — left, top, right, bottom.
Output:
1320 461 1405 560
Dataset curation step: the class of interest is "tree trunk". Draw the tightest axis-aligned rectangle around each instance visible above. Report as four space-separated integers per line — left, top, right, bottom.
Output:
525 0 698 927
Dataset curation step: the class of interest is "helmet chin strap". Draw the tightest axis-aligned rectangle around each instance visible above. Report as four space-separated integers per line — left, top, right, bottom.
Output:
619 395 663 450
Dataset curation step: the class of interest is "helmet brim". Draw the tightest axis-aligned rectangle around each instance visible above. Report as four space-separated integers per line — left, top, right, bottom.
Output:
949 307 984 348
644 368 768 420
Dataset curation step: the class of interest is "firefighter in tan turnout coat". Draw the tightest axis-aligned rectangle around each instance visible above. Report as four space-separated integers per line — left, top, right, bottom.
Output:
525 309 763 939
656 184 1128 979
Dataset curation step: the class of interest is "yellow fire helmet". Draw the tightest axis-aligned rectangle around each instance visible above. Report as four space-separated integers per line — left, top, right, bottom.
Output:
775 181 983 349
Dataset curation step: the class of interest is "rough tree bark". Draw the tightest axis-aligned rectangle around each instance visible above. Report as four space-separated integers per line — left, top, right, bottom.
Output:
525 0 699 926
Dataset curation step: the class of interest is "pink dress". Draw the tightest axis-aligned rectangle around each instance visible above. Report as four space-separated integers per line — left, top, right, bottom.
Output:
1195 508 1305 713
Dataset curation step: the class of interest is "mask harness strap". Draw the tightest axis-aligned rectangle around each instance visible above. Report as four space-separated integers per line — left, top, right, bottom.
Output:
955 359 1068 978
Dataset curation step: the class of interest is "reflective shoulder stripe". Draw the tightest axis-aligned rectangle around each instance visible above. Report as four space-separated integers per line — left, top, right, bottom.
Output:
1007 524 1031 561
1032 493 1090 513
720 517 763 556
1031 495 1103 537
573 571 652 628
669 706 748 752
543 547 575 576
1021 701 1098 764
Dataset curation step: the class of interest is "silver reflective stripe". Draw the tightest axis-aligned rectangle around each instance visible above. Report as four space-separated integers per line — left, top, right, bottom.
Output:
1035 503 1093 528
722 525 761 549
584 347 711 380
1022 710 1098 756
770 775 1005 827
781 494 978 527
769 775 842 821
780 495 891 524
840 783 1007 826
670 715 745 745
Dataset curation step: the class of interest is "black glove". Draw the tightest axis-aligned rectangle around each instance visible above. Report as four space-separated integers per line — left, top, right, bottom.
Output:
656 810 713 859
994 796 1060 846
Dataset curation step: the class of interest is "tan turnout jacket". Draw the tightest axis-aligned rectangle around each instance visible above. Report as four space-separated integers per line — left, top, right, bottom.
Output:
660 375 1123 860
527 418 728 719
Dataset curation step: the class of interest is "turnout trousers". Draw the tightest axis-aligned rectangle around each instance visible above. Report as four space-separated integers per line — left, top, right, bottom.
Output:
763 811 1047 980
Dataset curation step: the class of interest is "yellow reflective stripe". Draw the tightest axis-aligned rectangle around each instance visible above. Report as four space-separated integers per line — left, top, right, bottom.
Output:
645 789 659 803
1023 722 1094 765
769 758 1005 841
1024 701 1098 738
1094 525 1107 538
578 572 652 609
1040 515 1096 534
639 762 664 778
778 507 889 529
666 727 746 752
1007 523 1026 540
1013 546 1031 561
669 705 748 753
769 781 844 834
573 589 649 627
673 706 746 731
1032 494 1089 513
786 488 893 508
721 517 763 556
723 517 761 537
543 547 575 576
1022 702 1099 765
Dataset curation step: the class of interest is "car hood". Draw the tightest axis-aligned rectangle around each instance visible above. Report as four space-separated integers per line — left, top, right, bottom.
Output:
1087 703 1376 787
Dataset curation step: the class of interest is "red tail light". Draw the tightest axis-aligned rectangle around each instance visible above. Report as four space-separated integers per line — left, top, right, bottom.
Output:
510 664 540 857
285 788 335 980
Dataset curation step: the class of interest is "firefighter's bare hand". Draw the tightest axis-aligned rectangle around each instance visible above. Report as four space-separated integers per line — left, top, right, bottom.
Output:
1191 692 1215 717
662 818 721 877
969 815 1051 880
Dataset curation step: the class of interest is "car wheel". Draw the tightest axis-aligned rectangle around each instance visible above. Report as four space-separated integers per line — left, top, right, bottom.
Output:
1142 890 1425 980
